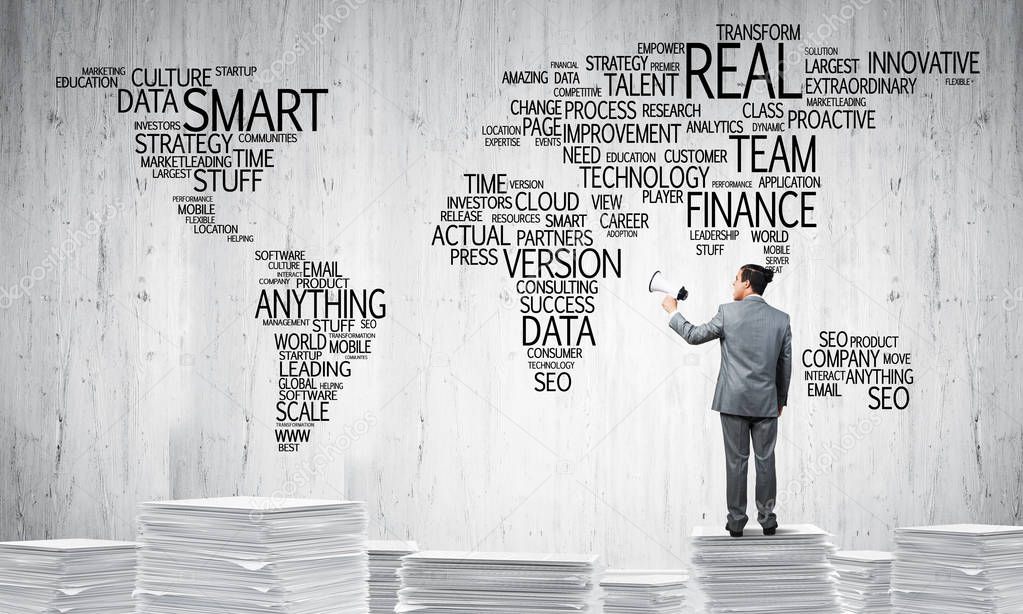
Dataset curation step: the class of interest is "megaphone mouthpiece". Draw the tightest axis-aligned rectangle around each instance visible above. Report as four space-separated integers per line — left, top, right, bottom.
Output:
648 270 688 301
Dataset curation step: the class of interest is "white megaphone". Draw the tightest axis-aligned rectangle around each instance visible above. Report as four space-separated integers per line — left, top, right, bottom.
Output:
648 270 688 301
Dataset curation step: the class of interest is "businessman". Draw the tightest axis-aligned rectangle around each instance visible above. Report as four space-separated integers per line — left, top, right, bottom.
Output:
662 264 792 537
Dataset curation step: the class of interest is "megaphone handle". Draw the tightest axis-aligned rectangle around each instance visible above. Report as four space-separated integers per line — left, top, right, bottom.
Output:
677 287 688 301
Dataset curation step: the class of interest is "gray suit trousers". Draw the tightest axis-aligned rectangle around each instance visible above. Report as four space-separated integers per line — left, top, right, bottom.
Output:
720 412 778 532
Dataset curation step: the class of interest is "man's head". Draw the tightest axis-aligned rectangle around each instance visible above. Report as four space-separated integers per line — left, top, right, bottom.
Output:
732 264 775 300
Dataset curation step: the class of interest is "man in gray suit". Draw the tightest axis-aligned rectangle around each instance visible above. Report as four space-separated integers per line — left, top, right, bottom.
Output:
661 264 792 537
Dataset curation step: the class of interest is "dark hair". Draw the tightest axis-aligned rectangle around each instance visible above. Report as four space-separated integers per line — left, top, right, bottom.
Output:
740 264 775 295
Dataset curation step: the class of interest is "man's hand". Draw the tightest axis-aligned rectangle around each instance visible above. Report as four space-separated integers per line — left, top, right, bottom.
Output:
661 296 678 313
778 404 785 417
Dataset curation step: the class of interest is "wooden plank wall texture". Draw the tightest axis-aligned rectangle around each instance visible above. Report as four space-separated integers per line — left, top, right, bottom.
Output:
1 0 1020 567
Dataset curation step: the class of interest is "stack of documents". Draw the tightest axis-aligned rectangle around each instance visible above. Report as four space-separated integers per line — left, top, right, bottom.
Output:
691 524 840 613
0 539 136 613
830 551 893 613
892 524 1023 613
602 569 688 613
397 550 604 612
135 497 368 613
368 540 418 614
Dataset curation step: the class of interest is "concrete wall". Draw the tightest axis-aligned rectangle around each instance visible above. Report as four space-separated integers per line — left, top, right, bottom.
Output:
1 0 1020 567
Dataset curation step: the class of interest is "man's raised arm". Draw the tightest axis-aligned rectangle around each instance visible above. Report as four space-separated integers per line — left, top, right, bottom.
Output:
668 306 724 345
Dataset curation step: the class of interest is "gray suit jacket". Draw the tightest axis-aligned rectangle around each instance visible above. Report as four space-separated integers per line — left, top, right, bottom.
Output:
668 295 792 417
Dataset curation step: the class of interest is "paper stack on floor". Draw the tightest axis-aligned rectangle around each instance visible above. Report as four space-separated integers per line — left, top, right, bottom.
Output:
135 497 368 614
368 540 418 614
691 524 840 613
602 569 688 613
892 524 1023 613
397 550 604 612
831 551 893 613
0 539 136 614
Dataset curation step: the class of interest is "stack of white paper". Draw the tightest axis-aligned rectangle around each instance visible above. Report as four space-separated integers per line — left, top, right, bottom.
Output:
831 550 893 613
602 569 688 613
397 550 604 613
892 524 1023 613
691 524 840 613
135 497 368 614
0 539 136 614
368 540 418 614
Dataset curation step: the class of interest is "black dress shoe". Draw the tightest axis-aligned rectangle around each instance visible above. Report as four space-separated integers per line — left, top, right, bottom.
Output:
763 527 777 536
726 525 743 537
